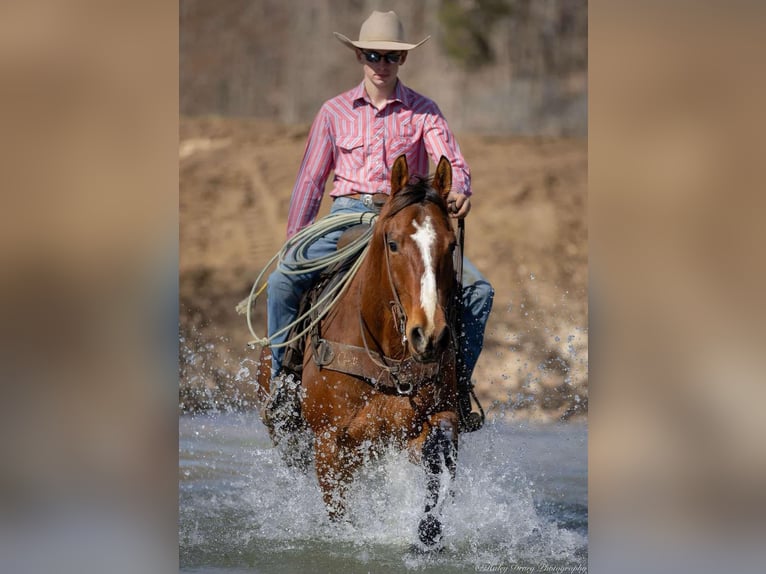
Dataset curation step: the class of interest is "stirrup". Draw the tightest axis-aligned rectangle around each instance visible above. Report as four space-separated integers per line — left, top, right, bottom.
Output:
460 411 484 433
458 387 485 433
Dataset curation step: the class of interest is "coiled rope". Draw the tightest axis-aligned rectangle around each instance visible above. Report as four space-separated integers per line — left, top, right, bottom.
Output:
236 211 379 350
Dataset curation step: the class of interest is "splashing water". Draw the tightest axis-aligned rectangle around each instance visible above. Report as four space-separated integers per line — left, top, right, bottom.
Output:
179 412 587 573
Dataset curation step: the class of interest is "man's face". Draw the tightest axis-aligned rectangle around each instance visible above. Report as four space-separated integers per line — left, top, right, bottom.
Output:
357 49 407 90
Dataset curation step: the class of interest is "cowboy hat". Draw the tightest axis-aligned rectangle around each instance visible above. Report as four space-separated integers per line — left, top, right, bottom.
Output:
333 10 430 52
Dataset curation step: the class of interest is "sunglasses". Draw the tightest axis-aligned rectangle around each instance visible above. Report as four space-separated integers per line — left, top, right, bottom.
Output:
361 50 403 64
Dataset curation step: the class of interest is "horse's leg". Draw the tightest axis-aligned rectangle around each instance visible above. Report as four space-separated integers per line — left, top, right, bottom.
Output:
408 411 459 549
255 348 273 432
314 430 360 522
256 347 314 471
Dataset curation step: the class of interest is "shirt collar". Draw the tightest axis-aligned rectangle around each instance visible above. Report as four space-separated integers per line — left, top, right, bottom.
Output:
351 80 411 108
350 82 367 104
392 80 410 107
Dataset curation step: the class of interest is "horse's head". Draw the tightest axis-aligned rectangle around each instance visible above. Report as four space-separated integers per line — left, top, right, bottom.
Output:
375 155 457 363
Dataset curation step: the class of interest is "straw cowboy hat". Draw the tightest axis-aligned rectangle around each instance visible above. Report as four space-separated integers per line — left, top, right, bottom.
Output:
334 10 430 52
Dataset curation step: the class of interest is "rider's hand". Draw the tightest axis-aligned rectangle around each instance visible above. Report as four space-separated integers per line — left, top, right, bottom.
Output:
446 192 471 219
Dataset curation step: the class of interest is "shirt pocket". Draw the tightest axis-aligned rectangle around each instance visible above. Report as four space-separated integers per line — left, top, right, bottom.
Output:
336 135 365 170
389 133 420 167
394 119 417 140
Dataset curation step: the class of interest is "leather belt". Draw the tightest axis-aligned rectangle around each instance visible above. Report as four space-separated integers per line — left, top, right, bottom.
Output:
342 192 388 210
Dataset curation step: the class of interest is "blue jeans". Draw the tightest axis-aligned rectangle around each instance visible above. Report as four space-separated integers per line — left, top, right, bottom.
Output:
267 196 494 382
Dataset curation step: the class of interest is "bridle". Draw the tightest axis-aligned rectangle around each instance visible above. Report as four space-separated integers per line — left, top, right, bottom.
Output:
357 216 451 396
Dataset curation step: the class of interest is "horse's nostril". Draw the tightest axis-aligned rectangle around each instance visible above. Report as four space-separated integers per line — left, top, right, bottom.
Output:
409 326 425 351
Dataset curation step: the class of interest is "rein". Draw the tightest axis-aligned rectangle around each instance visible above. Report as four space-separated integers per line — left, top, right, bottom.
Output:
383 231 409 347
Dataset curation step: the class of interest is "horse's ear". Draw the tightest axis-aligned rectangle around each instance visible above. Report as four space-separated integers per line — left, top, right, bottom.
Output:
390 154 409 196
433 156 453 201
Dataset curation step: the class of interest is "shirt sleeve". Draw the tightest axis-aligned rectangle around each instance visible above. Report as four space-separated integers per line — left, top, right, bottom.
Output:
422 104 472 196
286 107 335 238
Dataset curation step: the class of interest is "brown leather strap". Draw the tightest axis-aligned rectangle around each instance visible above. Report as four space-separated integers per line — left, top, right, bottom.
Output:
312 338 439 395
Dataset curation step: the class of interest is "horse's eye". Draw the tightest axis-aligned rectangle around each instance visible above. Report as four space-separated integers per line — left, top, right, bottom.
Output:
387 240 398 253
449 242 457 253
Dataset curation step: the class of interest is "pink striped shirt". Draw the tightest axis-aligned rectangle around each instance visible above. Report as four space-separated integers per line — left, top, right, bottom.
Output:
286 80 471 237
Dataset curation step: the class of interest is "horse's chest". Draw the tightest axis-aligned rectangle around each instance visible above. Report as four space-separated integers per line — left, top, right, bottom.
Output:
343 393 431 444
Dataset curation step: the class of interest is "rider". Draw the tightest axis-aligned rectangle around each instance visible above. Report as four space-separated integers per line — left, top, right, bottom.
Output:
266 10 494 432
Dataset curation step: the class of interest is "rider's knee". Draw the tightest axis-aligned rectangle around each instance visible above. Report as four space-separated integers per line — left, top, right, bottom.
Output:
463 279 494 317
267 268 294 298
477 280 494 308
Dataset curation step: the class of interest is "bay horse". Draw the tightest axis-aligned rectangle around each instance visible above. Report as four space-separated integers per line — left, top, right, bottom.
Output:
257 155 460 549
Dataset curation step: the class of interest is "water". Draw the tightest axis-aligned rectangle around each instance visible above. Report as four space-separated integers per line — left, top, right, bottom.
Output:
179 412 587 573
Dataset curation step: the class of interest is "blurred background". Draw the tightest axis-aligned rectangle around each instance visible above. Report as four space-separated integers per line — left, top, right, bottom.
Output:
179 0 590 423
181 0 587 135
0 1 178 572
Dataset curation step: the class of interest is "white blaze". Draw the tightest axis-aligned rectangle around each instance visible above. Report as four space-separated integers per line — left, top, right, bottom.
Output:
411 216 437 335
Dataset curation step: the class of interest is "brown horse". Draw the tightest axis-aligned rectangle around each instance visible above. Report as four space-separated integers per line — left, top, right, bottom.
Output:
257 155 460 549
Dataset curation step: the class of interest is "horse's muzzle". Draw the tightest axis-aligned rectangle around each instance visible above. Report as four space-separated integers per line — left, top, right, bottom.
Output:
408 324 450 363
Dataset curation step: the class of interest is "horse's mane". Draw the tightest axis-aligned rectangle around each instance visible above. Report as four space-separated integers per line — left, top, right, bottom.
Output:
382 176 449 221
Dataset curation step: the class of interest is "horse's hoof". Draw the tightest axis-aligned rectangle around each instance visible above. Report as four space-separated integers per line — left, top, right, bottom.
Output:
417 515 442 548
